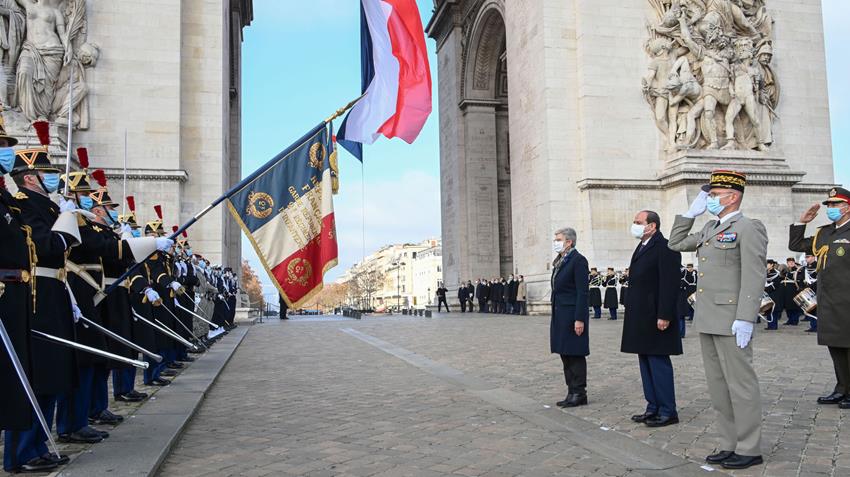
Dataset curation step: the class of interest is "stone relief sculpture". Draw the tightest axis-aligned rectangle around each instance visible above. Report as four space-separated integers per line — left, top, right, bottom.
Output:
645 0 778 152
0 0 97 130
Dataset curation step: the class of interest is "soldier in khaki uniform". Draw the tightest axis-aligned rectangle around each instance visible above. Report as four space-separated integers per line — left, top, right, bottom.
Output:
668 170 767 470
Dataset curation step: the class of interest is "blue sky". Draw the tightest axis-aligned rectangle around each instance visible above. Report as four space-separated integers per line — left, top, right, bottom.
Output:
241 0 848 297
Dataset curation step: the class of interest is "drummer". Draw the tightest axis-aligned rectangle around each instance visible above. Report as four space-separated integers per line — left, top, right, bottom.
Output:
764 260 782 330
798 255 818 333
790 187 850 408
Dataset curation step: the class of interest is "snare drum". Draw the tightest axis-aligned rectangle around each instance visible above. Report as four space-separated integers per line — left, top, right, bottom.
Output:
759 292 774 315
687 293 696 307
793 288 817 313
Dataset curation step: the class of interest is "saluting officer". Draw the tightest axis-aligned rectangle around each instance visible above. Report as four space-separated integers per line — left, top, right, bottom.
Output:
668 170 767 470
790 187 850 407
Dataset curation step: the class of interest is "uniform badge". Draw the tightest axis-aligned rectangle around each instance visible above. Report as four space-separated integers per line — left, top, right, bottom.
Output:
716 232 737 243
4 212 11 224
838 247 846 257
833 239 850 244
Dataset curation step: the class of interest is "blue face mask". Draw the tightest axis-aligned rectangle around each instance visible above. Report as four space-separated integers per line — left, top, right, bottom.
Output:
131 229 141 238
107 210 119 223
78 196 94 210
199 261 206 270
827 207 845 222
41 173 60 193
706 196 725 216
0 147 14 174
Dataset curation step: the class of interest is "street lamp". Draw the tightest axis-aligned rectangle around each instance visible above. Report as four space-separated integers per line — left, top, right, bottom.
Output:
393 260 406 310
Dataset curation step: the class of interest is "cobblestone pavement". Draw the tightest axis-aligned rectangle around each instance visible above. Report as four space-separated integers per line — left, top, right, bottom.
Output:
158 314 849 477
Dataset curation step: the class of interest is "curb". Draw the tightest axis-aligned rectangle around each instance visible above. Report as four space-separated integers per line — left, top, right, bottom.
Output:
57 326 251 477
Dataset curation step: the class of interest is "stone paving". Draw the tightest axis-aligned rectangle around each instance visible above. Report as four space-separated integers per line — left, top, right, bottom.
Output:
156 313 850 477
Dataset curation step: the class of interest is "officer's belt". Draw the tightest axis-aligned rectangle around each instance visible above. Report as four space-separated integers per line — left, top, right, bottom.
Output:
65 261 103 292
782 280 796 284
0 269 31 283
103 277 130 289
34 267 67 282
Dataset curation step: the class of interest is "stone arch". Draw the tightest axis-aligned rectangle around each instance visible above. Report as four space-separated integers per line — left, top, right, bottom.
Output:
463 2 507 102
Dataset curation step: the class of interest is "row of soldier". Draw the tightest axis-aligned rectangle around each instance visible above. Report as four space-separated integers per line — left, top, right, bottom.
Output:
0 120 240 473
456 276 527 315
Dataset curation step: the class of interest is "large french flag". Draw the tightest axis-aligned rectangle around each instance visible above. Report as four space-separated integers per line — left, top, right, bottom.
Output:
337 0 432 160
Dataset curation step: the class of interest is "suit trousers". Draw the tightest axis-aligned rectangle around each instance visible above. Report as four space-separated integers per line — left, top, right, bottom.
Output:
699 333 763 456
638 355 677 417
460 299 467 313
828 347 850 395
560 355 587 396
3 395 55 471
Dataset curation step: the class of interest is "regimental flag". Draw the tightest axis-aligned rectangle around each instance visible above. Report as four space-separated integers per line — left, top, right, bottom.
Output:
337 0 432 160
227 125 339 308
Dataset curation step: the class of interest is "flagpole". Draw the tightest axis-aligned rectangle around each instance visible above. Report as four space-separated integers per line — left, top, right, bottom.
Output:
62 66 74 196
101 96 366 298
122 129 128 215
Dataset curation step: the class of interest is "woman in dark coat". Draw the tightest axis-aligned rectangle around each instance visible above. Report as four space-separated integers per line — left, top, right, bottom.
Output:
621 211 682 427
550 227 590 408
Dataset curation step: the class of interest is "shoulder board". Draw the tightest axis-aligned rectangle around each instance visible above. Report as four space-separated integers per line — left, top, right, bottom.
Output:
14 191 27 200
92 225 103 232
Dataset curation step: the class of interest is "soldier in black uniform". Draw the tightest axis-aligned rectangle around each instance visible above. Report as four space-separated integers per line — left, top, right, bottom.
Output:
619 268 629 308
603 268 619 320
174 233 199 362
475 279 488 313
764 260 782 330
588 268 603 318
778 257 803 326
797 255 818 333
436 284 449 312
5 123 82 472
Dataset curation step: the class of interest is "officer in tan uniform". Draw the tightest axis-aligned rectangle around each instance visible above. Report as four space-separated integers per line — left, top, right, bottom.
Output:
668 170 768 470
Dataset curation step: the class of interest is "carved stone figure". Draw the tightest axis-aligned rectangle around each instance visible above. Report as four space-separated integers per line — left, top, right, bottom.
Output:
2 0 95 129
644 0 778 152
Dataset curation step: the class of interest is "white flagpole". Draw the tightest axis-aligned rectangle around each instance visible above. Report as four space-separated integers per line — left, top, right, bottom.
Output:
123 129 128 215
62 64 74 196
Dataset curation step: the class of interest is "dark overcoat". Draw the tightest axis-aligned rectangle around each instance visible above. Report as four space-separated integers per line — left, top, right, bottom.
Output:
621 233 683 356
550 250 590 356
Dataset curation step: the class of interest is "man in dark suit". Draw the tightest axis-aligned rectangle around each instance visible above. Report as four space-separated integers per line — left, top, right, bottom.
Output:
436 285 449 312
458 283 468 312
476 280 489 313
622 210 683 428
550 227 590 408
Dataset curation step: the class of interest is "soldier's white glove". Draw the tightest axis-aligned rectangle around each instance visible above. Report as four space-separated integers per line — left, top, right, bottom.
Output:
170 281 183 293
59 197 77 213
155 238 174 251
683 190 709 218
71 303 82 323
119 223 132 235
144 287 161 304
731 320 753 349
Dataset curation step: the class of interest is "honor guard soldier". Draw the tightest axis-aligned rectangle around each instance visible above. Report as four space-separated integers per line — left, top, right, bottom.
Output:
619 268 629 308
6 121 82 472
797 255 818 333
173 228 199 362
588 268 603 319
764 260 782 330
603 268 619 320
790 187 850 407
669 170 767 470
777 257 803 326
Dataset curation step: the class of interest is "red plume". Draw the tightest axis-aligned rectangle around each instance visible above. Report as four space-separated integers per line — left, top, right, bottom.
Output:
154 205 163 220
77 148 89 169
33 121 50 146
126 196 136 212
172 225 179 234
91 169 106 187
182 230 188 238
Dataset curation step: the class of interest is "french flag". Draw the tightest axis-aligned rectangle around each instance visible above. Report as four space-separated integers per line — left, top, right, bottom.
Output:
337 0 432 160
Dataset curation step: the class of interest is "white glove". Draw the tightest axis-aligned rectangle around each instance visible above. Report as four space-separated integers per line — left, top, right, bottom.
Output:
731 320 753 349
144 287 161 304
59 198 77 213
71 303 82 323
194 295 201 305
170 281 183 292
155 237 174 252
119 223 132 235
683 190 709 218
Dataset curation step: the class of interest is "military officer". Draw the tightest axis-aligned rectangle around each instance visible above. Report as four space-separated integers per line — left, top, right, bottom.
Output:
790 187 850 407
778 257 802 326
668 170 767 470
603 268 619 320
588 268 603 319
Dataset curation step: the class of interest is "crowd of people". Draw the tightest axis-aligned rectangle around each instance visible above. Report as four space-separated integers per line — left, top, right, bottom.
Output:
548 170 849 471
449 276 527 315
0 120 241 473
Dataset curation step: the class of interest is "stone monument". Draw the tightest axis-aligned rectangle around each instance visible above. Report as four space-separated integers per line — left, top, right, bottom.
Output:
0 0 253 267
427 0 835 312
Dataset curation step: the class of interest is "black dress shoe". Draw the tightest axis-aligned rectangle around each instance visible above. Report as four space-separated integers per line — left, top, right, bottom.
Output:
150 378 171 386
839 398 850 409
91 410 124 424
84 426 109 439
167 362 184 369
630 412 657 423
817 392 845 404
177 357 196 362
43 453 70 465
160 369 178 377
805 328 817 333
128 390 149 399
559 394 587 408
721 454 763 469
116 393 144 403
19 456 59 473
705 450 735 464
58 430 103 444
645 415 679 427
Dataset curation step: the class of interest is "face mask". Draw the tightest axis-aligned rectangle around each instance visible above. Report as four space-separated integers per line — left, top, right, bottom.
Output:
0 147 14 174
199 261 206 270
630 223 647 239
41 173 60 193
553 241 564 254
706 196 725 216
78 196 94 210
827 207 845 222
131 229 141 238
107 210 119 223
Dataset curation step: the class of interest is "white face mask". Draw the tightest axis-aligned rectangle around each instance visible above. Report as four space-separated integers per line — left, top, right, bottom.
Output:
553 240 565 254
630 223 647 239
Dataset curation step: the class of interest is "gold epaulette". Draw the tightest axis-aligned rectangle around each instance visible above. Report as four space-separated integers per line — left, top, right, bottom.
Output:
14 191 27 200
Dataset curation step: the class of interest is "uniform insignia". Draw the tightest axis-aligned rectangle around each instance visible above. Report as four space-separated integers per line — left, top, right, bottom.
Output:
92 225 103 232
285 257 312 287
4 212 11 224
13 191 27 200
838 247 846 257
830 188 838 198
716 232 737 243
246 191 274 219
833 238 850 244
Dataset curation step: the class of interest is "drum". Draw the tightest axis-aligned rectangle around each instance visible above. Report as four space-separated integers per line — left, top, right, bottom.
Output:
794 288 817 313
759 292 774 315
687 293 696 307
